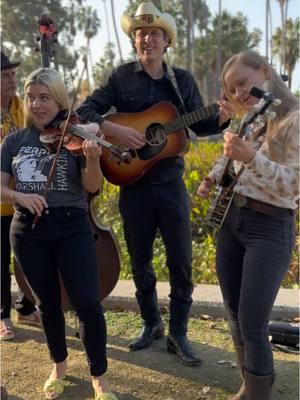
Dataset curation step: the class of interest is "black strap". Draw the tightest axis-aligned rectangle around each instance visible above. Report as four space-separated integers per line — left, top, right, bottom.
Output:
167 65 187 114
167 65 194 141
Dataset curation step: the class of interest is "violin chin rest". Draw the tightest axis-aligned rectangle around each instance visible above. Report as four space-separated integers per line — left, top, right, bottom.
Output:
40 133 62 144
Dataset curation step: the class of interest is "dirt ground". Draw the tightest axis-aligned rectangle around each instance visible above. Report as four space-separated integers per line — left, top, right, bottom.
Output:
1 310 299 400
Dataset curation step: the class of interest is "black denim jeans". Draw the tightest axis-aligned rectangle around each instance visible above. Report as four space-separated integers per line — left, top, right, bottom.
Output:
119 179 193 335
1 215 36 319
216 203 295 375
10 207 107 376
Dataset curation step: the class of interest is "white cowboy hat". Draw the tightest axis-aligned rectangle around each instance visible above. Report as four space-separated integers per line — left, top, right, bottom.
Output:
121 1 177 46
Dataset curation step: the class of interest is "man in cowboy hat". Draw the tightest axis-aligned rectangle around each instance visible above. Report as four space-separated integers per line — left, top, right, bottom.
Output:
77 1 231 366
0 51 41 342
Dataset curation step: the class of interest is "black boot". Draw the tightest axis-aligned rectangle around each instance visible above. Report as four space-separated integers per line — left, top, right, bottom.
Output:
167 334 202 366
244 366 275 400
129 321 164 351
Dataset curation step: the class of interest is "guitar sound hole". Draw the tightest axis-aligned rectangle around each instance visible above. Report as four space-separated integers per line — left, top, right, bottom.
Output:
145 123 166 146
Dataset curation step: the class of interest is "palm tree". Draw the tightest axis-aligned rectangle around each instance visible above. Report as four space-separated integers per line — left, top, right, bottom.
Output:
277 0 289 74
110 0 124 63
272 17 300 89
265 0 270 61
103 0 114 66
77 6 101 91
183 0 195 73
215 0 222 97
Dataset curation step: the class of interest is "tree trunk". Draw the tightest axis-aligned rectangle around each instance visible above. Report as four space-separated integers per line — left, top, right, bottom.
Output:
110 0 123 63
203 0 212 104
215 0 222 98
184 0 191 71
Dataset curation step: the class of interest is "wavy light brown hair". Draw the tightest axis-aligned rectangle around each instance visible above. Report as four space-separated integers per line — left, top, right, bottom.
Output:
221 51 299 152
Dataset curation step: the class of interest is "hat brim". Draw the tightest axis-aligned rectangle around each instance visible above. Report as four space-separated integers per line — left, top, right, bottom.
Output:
121 14 177 46
1 61 21 70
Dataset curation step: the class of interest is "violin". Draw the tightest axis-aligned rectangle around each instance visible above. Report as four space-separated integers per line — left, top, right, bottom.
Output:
40 110 132 164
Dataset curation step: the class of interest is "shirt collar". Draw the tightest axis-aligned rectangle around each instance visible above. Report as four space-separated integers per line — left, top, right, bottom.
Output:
135 60 169 80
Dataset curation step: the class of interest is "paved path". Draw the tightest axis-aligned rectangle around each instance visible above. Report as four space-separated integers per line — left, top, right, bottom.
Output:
12 277 299 319
102 280 299 320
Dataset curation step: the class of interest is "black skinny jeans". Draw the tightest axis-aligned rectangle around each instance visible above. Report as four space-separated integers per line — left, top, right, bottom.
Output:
10 207 107 376
119 179 193 336
216 203 295 376
1 215 36 319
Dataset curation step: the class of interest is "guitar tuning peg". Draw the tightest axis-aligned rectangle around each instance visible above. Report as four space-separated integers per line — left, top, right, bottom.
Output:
273 99 281 106
36 36 41 42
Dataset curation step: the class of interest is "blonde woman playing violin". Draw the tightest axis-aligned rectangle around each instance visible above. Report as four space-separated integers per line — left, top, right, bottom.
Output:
1 68 117 400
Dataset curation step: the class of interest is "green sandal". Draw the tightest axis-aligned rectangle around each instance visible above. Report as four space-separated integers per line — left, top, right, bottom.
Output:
43 377 65 399
95 392 118 400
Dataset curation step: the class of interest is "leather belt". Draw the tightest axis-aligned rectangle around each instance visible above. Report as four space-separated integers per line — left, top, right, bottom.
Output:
233 193 293 216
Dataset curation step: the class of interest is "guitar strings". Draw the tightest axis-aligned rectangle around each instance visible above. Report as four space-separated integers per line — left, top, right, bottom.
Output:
144 104 219 141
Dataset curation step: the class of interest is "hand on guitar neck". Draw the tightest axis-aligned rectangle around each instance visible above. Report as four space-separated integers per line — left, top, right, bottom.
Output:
197 176 216 198
223 131 256 164
218 96 234 126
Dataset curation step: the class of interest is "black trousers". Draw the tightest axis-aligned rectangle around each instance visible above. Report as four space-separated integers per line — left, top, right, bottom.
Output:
119 179 193 336
10 207 107 376
216 204 294 376
1 215 36 319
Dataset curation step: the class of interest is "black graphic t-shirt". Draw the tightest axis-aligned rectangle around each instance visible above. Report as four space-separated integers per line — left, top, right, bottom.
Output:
1 125 88 209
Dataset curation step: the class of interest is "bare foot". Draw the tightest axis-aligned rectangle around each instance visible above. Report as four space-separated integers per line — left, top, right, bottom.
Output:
92 375 110 395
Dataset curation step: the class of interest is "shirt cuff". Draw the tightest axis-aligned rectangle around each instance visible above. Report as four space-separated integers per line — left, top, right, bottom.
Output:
243 151 265 172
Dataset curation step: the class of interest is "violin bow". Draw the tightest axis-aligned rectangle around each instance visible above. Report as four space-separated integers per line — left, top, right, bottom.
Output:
32 21 87 228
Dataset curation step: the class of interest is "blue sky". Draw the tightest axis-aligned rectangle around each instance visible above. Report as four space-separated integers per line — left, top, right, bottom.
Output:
82 0 299 91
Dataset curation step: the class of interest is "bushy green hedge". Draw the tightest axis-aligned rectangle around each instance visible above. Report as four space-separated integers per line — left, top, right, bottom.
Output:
94 141 299 288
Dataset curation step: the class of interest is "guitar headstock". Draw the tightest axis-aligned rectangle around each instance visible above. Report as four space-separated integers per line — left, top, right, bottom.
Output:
35 14 58 68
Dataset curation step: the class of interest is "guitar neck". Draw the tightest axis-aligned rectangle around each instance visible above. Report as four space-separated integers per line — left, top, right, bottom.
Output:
164 103 219 134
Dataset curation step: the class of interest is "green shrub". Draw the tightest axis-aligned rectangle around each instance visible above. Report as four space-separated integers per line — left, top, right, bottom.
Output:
93 141 299 288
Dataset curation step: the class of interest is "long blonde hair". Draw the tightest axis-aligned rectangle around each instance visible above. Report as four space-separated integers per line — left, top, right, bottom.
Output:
221 50 298 144
24 68 70 126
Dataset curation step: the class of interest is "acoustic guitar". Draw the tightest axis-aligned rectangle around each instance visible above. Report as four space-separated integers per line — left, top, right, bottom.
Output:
100 101 219 186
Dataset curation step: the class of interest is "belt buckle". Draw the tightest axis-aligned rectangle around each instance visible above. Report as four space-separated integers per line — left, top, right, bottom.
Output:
234 193 248 208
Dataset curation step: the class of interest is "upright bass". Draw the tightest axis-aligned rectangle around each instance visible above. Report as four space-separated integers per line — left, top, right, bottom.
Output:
14 14 121 308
